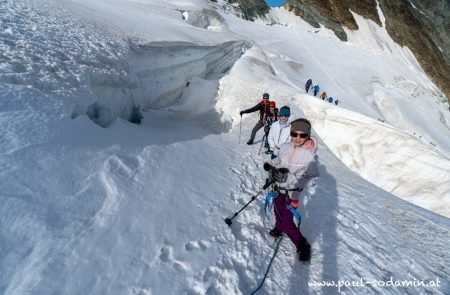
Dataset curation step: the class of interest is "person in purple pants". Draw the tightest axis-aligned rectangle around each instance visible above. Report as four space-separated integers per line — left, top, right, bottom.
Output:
273 193 303 248
263 118 318 262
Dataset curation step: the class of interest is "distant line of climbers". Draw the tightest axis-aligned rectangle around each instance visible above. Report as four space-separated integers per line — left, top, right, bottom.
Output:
305 78 339 105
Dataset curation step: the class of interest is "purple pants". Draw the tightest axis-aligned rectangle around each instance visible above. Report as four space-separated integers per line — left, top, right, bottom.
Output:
273 193 302 249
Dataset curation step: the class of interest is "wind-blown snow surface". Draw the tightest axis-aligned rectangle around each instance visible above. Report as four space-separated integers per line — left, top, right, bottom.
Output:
1 0 449 294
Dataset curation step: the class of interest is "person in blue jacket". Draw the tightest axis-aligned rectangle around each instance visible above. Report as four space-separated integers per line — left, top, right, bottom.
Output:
313 85 320 96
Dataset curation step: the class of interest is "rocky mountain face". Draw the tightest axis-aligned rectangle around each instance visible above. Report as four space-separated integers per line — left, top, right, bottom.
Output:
217 0 449 102
227 0 270 20
284 0 380 40
378 0 449 101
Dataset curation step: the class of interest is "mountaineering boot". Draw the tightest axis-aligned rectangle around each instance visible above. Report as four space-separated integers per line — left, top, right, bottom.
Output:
265 149 273 154
269 228 282 238
247 139 254 145
297 237 311 262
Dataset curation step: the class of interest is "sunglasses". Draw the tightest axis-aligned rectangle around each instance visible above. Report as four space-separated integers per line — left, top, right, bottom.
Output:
290 132 308 138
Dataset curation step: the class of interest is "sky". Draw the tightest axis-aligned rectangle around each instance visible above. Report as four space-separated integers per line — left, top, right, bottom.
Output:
1 0 449 294
265 0 287 7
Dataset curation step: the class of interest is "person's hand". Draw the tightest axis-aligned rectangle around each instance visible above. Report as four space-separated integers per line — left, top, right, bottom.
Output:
272 167 289 182
290 199 299 208
278 168 289 174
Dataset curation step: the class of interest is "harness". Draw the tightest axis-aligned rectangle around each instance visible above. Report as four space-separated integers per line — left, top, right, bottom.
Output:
264 184 303 225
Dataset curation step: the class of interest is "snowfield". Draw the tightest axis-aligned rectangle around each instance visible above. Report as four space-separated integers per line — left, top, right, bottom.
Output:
1 0 449 294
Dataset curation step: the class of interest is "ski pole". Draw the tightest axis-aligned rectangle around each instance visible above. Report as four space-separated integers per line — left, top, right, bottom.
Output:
224 180 274 226
238 115 242 144
258 134 266 155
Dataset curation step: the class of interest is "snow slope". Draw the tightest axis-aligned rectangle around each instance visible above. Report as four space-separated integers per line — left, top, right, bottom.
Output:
1 0 449 294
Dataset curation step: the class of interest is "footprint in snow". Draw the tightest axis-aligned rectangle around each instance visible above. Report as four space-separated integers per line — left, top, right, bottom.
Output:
185 240 210 251
159 245 189 272
229 167 241 175
130 286 152 295
173 261 189 272
159 246 171 263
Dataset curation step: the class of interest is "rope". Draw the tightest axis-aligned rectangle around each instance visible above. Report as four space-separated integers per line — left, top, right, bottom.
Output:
251 235 284 295
251 194 285 294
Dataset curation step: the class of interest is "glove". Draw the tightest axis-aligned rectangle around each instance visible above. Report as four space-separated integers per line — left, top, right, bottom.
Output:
263 163 273 171
290 199 299 208
272 167 289 183
278 168 289 174
240 111 244 116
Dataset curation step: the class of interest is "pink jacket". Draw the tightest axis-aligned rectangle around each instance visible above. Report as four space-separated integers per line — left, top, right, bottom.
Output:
265 137 318 199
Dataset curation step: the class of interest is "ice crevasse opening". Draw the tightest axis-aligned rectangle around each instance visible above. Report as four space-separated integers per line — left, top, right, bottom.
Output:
80 40 250 128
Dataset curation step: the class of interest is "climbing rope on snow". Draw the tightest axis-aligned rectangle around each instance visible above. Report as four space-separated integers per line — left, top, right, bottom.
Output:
251 235 284 295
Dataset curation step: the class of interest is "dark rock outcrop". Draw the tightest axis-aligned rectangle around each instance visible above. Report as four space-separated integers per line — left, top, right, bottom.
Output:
226 0 270 21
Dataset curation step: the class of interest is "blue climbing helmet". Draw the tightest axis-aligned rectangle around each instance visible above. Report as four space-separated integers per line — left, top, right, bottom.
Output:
279 106 290 117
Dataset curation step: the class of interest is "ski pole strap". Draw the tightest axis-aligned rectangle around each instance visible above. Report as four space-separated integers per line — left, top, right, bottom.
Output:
264 191 279 212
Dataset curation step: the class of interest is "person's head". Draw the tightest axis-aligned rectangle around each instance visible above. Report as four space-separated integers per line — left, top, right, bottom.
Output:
269 101 276 112
290 118 311 147
262 93 270 102
278 106 290 123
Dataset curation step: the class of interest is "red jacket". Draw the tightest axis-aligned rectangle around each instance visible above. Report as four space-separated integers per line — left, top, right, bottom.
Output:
241 100 272 121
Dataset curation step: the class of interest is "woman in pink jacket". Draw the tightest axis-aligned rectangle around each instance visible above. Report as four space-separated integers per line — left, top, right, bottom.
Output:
263 118 318 262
